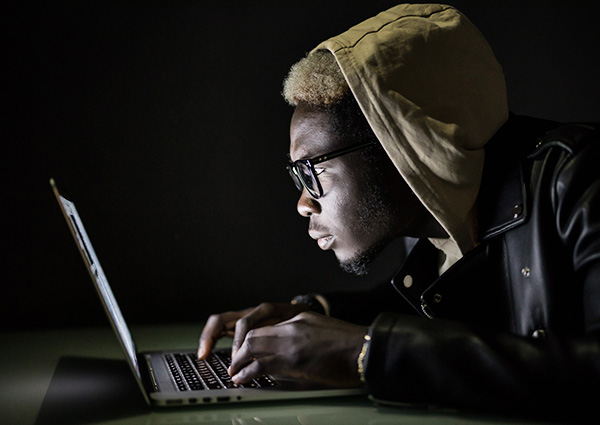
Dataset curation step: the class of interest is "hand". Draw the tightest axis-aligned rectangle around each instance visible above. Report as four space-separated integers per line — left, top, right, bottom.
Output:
197 302 309 360
228 311 367 388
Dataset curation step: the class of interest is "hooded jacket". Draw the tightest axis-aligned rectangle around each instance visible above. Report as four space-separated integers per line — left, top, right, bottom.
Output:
314 4 600 418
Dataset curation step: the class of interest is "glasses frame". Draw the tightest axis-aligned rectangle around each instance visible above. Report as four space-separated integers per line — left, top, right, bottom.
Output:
287 140 376 199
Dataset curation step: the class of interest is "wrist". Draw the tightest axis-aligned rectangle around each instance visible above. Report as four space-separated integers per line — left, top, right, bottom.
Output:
290 293 330 316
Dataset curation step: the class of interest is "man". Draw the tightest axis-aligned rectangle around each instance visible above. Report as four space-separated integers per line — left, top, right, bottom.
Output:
198 4 600 416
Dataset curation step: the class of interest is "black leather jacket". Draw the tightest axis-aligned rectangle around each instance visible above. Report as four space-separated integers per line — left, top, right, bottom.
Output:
327 115 600 419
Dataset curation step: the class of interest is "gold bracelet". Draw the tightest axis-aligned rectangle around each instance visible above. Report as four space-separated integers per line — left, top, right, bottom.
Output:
357 334 371 383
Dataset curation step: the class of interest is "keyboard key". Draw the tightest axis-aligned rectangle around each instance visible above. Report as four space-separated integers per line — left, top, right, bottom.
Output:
165 351 279 392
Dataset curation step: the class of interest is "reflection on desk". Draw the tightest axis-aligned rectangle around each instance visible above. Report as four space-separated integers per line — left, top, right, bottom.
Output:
0 324 552 425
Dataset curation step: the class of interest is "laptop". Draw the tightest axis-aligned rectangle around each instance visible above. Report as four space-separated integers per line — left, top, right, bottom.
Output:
50 179 364 407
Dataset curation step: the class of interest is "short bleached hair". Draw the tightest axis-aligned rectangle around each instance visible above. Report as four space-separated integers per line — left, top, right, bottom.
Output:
282 49 382 162
282 50 350 108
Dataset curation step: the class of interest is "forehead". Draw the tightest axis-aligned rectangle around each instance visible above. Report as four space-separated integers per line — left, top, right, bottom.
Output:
289 104 343 160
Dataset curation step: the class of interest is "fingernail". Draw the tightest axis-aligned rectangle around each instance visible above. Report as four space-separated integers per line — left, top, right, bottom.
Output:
197 343 205 359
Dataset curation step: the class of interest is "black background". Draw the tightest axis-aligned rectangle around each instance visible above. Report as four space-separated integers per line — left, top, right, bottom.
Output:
4 0 599 329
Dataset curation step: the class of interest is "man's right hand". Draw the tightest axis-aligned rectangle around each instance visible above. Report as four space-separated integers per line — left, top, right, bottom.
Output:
197 302 309 360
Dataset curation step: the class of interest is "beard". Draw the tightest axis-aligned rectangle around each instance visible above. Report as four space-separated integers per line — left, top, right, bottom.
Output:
337 164 399 276
338 238 389 276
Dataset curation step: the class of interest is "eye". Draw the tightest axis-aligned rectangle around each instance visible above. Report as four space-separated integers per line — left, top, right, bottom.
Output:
314 167 326 176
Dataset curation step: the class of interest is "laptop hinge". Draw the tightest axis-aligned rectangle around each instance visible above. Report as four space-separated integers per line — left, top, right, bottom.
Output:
137 353 157 404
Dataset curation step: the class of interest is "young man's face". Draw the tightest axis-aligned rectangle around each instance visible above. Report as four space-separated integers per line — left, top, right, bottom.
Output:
289 103 441 275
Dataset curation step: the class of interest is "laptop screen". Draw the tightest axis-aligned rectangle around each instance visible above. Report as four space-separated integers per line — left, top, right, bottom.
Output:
57 193 141 380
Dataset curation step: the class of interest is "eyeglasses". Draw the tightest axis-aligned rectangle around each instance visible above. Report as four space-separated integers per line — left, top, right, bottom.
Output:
286 140 376 199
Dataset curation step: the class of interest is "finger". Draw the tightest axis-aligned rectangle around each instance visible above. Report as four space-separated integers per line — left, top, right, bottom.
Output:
231 303 278 356
231 355 278 385
198 311 246 359
228 327 272 377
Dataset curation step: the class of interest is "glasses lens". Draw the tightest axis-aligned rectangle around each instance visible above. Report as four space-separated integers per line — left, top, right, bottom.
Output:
296 162 321 198
287 165 303 192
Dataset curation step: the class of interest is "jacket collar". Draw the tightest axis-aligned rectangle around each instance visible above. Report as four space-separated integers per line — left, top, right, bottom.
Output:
477 114 557 241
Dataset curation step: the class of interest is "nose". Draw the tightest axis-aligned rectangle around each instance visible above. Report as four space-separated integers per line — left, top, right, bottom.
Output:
297 189 321 217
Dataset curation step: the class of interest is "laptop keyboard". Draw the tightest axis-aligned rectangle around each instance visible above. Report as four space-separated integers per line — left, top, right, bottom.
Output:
164 350 278 391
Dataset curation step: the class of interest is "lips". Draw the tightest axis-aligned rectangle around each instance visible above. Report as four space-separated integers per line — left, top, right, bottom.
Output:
309 226 334 250
317 235 333 250
310 232 333 250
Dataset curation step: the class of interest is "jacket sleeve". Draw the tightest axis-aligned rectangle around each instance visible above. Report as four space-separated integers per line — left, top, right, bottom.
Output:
363 128 600 419
364 314 600 418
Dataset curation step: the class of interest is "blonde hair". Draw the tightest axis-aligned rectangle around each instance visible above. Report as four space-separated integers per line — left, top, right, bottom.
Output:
282 50 350 107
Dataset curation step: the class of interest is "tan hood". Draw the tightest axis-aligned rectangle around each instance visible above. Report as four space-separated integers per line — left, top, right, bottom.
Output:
314 4 508 264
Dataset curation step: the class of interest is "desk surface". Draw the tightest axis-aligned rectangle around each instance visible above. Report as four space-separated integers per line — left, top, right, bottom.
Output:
1 323 551 425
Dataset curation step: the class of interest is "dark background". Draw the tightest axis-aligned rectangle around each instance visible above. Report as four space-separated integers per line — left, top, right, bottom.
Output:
4 0 599 330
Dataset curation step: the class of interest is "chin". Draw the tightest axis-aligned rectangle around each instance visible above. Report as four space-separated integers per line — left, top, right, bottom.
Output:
337 249 375 276
336 238 390 276
339 259 370 276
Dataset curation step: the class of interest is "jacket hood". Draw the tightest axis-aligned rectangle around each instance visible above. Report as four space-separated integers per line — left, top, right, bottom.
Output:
314 4 508 261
